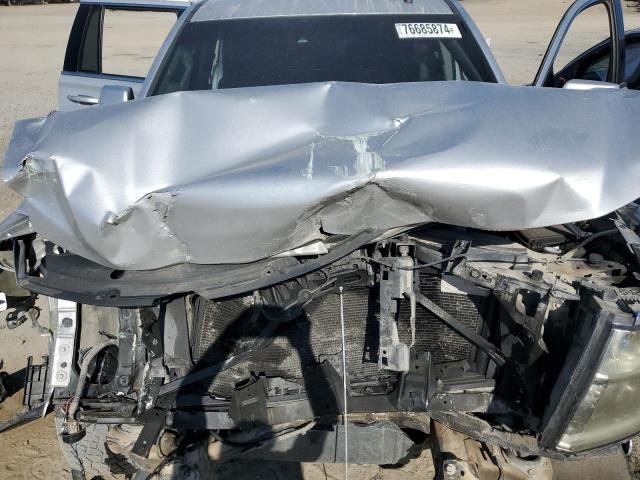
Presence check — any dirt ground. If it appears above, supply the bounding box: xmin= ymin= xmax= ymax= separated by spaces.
xmin=1 ymin=1 xmax=640 ymax=478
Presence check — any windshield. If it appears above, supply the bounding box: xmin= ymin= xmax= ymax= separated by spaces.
xmin=151 ymin=14 xmax=497 ymax=95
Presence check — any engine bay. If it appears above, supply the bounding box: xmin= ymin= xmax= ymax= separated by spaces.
xmin=3 ymin=208 xmax=640 ymax=477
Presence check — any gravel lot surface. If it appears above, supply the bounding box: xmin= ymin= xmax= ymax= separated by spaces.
xmin=1 ymin=2 xmax=639 ymax=478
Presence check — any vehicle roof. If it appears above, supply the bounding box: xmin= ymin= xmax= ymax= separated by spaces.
xmin=191 ymin=0 xmax=454 ymax=22
xmin=80 ymin=0 xmax=191 ymax=8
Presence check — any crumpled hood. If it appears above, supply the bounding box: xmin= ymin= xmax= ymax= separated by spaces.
xmin=3 ymin=81 xmax=640 ymax=270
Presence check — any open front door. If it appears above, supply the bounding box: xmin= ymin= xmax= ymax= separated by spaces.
xmin=533 ymin=0 xmax=626 ymax=87
xmin=58 ymin=1 xmax=186 ymax=111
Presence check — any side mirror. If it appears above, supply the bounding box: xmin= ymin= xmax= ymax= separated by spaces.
xmin=562 ymin=79 xmax=621 ymax=90
xmin=99 ymin=85 xmax=134 ymax=106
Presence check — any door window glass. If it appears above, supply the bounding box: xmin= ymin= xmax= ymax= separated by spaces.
xmin=79 ymin=6 xmax=101 ymax=72
xmin=626 ymin=41 xmax=640 ymax=88
xmin=552 ymin=4 xmax=611 ymax=77
xmin=555 ymin=38 xmax=640 ymax=88
xmin=102 ymin=9 xmax=177 ymax=78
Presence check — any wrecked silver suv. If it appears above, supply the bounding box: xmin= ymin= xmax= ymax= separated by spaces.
xmin=2 ymin=0 xmax=640 ymax=478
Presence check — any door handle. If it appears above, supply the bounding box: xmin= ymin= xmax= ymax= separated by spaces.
xmin=67 ymin=94 xmax=99 ymax=106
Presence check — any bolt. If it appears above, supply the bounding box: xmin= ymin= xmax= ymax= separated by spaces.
xmin=61 ymin=317 xmax=73 ymax=328
xmin=588 ymin=253 xmax=604 ymax=265
xmin=530 ymin=269 xmax=543 ymax=281
xmin=299 ymin=291 xmax=311 ymax=301
xmin=470 ymin=269 xmax=480 ymax=279
xmin=118 ymin=375 xmax=131 ymax=387
xmin=444 ymin=463 xmax=457 ymax=477
xmin=399 ymin=245 xmax=410 ymax=256
xmin=56 ymin=372 xmax=67 ymax=381
xmin=59 ymin=345 xmax=69 ymax=354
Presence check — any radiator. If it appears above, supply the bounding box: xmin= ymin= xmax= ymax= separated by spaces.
xmin=193 ymin=275 xmax=485 ymax=398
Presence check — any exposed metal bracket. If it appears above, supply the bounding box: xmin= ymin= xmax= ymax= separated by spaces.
xmin=378 ymin=245 xmax=415 ymax=372
xmin=49 ymin=299 xmax=78 ymax=388
xmin=431 ymin=421 xmax=552 ymax=480
xmin=396 ymin=350 xmax=433 ymax=411
xmin=111 ymin=309 xmax=139 ymax=395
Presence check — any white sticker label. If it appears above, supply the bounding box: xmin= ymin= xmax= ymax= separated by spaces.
xmin=395 ymin=23 xmax=462 ymax=39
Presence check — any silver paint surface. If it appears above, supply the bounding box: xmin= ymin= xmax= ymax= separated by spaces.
xmin=3 ymin=81 xmax=640 ymax=270
xmin=191 ymin=0 xmax=452 ymax=22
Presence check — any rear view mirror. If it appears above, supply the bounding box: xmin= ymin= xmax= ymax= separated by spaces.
xmin=562 ymin=79 xmax=621 ymax=90
xmin=99 ymin=85 xmax=134 ymax=106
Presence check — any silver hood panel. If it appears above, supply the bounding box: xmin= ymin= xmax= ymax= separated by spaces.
xmin=3 ymin=81 xmax=640 ymax=270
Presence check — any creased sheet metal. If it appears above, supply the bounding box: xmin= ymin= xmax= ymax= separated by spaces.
xmin=3 ymin=81 xmax=640 ymax=270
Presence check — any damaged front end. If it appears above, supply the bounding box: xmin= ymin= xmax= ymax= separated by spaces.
xmin=3 ymin=82 xmax=640 ymax=478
